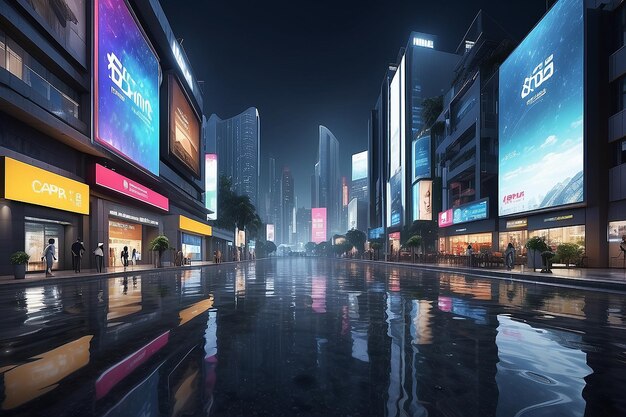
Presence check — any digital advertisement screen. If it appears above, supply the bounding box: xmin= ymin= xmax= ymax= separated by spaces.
xmin=311 ymin=208 xmax=327 ymax=243
xmin=419 ymin=180 xmax=433 ymax=221
xmin=205 ymin=154 xmax=217 ymax=220
xmin=452 ymin=199 xmax=488 ymax=225
xmin=498 ymin=0 xmax=583 ymax=216
xmin=389 ymin=69 xmax=401 ymax=175
xmin=390 ymin=171 xmax=402 ymax=227
xmin=170 ymin=75 xmax=200 ymax=176
xmin=266 ymin=224 xmax=275 ymax=242
xmin=352 ymin=151 xmax=368 ymax=181
xmin=413 ymin=134 xmax=431 ymax=181
xmin=94 ymin=0 xmax=160 ymax=175
xmin=412 ymin=183 xmax=419 ymax=222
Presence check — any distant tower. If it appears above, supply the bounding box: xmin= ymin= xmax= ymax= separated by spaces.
xmin=281 ymin=166 xmax=295 ymax=244
xmin=313 ymin=126 xmax=341 ymax=236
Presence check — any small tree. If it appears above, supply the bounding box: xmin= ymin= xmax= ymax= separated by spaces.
xmin=525 ymin=236 xmax=549 ymax=271
xmin=404 ymin=235 xmax=422 ymax=263
xmin=370 ymin=242 xmax=382 ymax=260
xmin=265 ymin=241 xmax=277 ymax=256
xmin=149 ymin=235 xmax=170 ymax=268
xmin=305 ymin=242 xmax=316 ymax=254
xmin=556 ymin=243 xmax=583 ymax=268
xmin=346 ymin=229 xmax=367 ymax=255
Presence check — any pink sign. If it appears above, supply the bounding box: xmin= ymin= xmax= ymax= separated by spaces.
xmin=95 ymin=164 xmax=169 ymax=211
xmin=311 ymin=208 xmax=327 ymax=243
xmin=95 ymin=331 xmax=169 ymax=399
xmin=438 ymin=209 xmax=453 ymax=228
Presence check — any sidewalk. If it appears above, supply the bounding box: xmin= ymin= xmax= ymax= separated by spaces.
xmin=0 ymin=261 xmax=219 ymax=287
xmin=347 ymin=258 xmax=626 ymax=291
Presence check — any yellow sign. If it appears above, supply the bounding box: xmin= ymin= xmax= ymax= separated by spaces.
xmin=4 ymin=157 xmax=89 ymax=214
xmin=179 ymin=215 xmax=212 ymax=236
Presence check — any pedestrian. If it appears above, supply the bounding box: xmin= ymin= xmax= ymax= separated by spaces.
xmin=94 ymin=243 xmax=104 ymax=272
xmin=505 ymin=243 xmax=515 ymax=271
xmin=177 ymin=250 xmax=184 ymax=266
xmin=41 ymin=238 xmax=56 ymax=276
xmin=131 ymin=248 xmax=137 ymax=266
xmin=216 ymin=249 xmax=222 ymax=264
xmin=621 ymin=235 xmax=626 ymax=254
xmin=71 ymin=238 xmax=86 ymax=273
xmin=466 ymin=244 xmax=473 ymax=267
xmin=121 ymin=246 xmax=129 ymax=269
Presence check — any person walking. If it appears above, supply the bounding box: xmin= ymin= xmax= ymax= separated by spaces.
xmin=505 ymin=243 xmax=516 ymax=271
xmin=121 ymin=246 xmax=129 ymax=269
xmin=94 ymin=243 xmax=104 ymax=272
xmin=42 ymin=238 xmax=56 ymax=276
xmin=131 ymin=248 xmax=137 ymax=266
xmin=216 ymin=249 xmax=222 ymax=264
xmin=71 ymin=238 xmax=86 ymax=273
xmin=466 ymin=244 xmax=474 ymax=267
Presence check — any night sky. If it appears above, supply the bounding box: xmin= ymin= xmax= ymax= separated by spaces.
xmin=158 ymin=0 xmax=548 ymax=208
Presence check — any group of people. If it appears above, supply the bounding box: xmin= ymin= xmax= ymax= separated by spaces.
xmin=466 ymin=243 xmax=516 ymax=270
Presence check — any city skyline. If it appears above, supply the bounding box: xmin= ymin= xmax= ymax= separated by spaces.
xmin=159 ymin=0 xmax=548 ymax=207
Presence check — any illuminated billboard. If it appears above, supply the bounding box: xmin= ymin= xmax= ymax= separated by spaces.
xmin=311 ymin=208 xmax=327 ymax=243
xmin=439 ymin=198 xmax=489 ymax=228
xmin=266 ymin=224 xmax=275 ymax=242
xmin=413 ymin=180 xmax=433 ymax=221
xmin=390 ymin=171 xmax=402 ymax=227
xmin=413 ymin=133 xmax=431 ymax=181
xmin=169 ymin=74 xmax=200 ymax=176
xmin=498 ymin=0 xmax=583 ymax=216
xmin=389 ymin=69 xmax=401 ymax=174
xmin=94 ymin=0 xmax=160 ymax=175
xmin=352 ymin=151 xmax=368 ymax=181
xmin=205 ymin=154 xmax=217 ymax=220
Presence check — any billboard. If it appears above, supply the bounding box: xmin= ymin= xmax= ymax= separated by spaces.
xmin=390 ymin=171 xmax=402 ymax=227
xmin=266 ymin=224 xmax=275 ymax=242
xmin=352 ymin=151 xmax=368 ymax=181
xmin=413 ymin=133 xmax=431 ymax=181
xmin=96 ymin=164 xmax=169 ymax=211
xmin=205 ymin=154 xmax=217 ymax=220
xmin=498 ymin=0 xmax=583 ymax=216
xmin=419 ymin=180 xmax=433 ymax=221
xmin=438 ymin=209 xmax=453 ymax=227
xmin=94 ymin=0 xmax=160 ymax=175
xmin=389 ymin=68 xmax=401 ymax=174
xmin=169 ymin=74 xmax=200 ymax=176
xmin=312 ymin=208 xmax=327 ymax=243
xmin=438 ymin=199 xmax=488 ymax=228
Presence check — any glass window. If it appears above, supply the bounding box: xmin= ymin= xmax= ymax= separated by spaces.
xmin=25 ymin=222 xmax=63 ymax=272
xmin=499 ymin=231 xmax=528 ymax=255
xmin=440 ymin=233 xmax=491 ymax=255
xmin=182 ymin=233 xmax=202 ymax=261
xmin=529 ymin=225 xmax=585 ymax=251
xmin=615 ymin=4 xmax=626 ymax=52
xmin=611 ymin=139 xmax=626 ymax=167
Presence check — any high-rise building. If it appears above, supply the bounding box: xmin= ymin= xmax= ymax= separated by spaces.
xmin=296 ymin=207 xmax=312 ymax=246
xmin=207 ymin=107 xmax=260 ymax=209
xmin=351 ymin=150 xmax=369 ymax=204
xmin=312 ymin=126 xmax=341 ymax=236
xmin=281 ymin=166 xmax=295 ymax=244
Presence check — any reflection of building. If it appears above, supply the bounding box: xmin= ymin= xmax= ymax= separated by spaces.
xmin=0 ymin=0 xmax=216 ymax=275
xmin=207 ymin=107 xmax=261 ymax=209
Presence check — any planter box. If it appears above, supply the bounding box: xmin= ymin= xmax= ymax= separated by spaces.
xmin=527 ymin=250 xmax=543 ymax=271
xmin=13 ymin=264 xmax=26 ymax=279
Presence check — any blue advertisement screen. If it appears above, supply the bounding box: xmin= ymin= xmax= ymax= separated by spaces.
xmin=413 ymin=134 xmax=430 ymax=181
xmin=498 ymin=0 xmax=583 ymax=216
xmin=95 ymin=0 xmax=160 ymax=175
xmin=452 ymin=199 xmax=488 ymax=225
xmin=390 ymin=172 xmax=402 ymax=227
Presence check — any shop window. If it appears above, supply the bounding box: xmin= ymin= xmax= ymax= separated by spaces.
xmin=440 ymin=233 xmax=491 ymax=255
xmin=108 ymin=220 xmax=142 ymax=266
xmin=182 ymin=233 xmax=202 ymax=261
xmin=499 ymin=231 xmax=528 ymax=255
xmin=529 ymin=225 xmax=585 ymax=251
xmin=25 ymin=222 xmax=63 ymax=272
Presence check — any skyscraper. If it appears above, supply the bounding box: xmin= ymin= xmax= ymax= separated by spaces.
xmin=206 ymin=107 xmax=261 ymax=209
xmin=313 ymin=126 xmax=341 ymax=236
xmin=351 ymin=150 xmax=369 ymax=203
xmin=281 ymin=166 xmax=295 ymax=244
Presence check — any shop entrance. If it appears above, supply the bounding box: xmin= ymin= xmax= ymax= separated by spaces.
xmin=25 ymin=221 xmax=65 ymax=272
xmin=108 ymin=220 xmax=142 ymax=267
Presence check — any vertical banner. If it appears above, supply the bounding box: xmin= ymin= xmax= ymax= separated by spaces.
xmin=311 ymin=208 xmax=327 ymax=244
xmin=205 ymin=154 xmax=217 ymax=220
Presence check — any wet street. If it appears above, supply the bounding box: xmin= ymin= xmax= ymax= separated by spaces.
xmin=1 ymin=259 xmax=626 ymax=417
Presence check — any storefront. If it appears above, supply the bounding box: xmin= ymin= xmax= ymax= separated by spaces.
xmin=437 ymin=199 xmax=495 ymax=255
xmin=164 ymin=215 xmax=212 ymax=263
xmin=1 ymin=157 xmax=89 ymax=274
xmin=498 ymin=208 xmax=586 ymax=256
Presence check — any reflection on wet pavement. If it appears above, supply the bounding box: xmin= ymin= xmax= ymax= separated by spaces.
xmin=0 ymin=259 xmax=626 ymax=416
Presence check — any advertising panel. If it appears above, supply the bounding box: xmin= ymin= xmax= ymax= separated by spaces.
xmin=412 ymin=183 xmax=419 ymax=222
xmin=390 ymin=171 xmax=402 ymax=227
xmin=352 ymin=151 xmax=368 ymax=181
xmin=95 ymin=164 xmax=169 ymax=211
xmin=266 ymin=224 xmax=275 ymax=242
xmin=418 ymin=180 xmax=433 ymax=221
xmin=368 ymin=227 xmax=384 ymax=240
xmin=348 ymin=198 xmax=358 ymax=230
xmin=498 ymin=0 xmax=583 ymax=216
xmin=389 ymin=69 xmax=401 ymax=175
xmin=413 ymin=134 xmax=431 ymax=181
xmin=438 ymin=209 xmax=453 ymax=228
xmin=311 ymin=208 xmax=327 ymax=243
xmin=4 ymin=157 xmax=89 ymax=214
xmin=169 ymin=74 xmax=200 ymax=176
xmin=94 ymin=0 xmax=160 ymax=175
xmin=452 ymin=199 xmax=488 ymax=225
xmin=205 ymin=154 xmax=217 ymax=220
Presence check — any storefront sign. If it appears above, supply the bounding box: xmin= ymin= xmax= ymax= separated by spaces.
xmin=438 ymin=209 xmax=453 ymax=227
xmin=389 ymin=232 xmax=401 ymax=240
xmin=108 ymin=209 xmax=159 ymax=226
xmin=179 ymin=215 xmax=212 ymax=236
xmin=109 ymin=220 xmax=142 ymax=240
xmin=95 ymin=164 xmax=169 ymax=211
xmin=506 ymin=218 xmax=528 ymax=229
xmin=543 ymin=214 xmax=574 ymax=223
xmin=4 ymin=157 xmax=89 ymax=214
xmin=368 ymin=227 xmax=384 ymax=240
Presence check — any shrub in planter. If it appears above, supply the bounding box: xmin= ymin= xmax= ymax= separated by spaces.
xmin=10 ymin=251 xmax=30 ymax=279
xmin=149 ymin=235 xmax=170 ymax=267
xmin=556 ymin=243 xmax=583 ymax=267
xmin=525 ymin=237 xmax=549 ymax=271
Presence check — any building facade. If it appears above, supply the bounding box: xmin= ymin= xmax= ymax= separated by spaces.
xmin=0 ymin=0 xmax=220 ymax=275
xmin=312 ymin=125 xmax=341 ymax=237
xmin=280 ymin=166 xmax=294 ymax=244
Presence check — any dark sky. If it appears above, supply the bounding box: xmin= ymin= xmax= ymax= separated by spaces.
xmin=159 ymin=0 xmax=548 ymax=208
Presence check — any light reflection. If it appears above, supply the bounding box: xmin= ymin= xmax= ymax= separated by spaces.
xmin=107 ymin=277 xmax=142 ymax=322
xmin=179 ymin=296 xmax=214 ymax=326
xmin=312 ymin=275 xmax=326 ymax=313
xmin=410 ymin=300 xmax=433 ymax=345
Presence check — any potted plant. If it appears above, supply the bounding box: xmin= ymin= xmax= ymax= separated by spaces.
xmin=10 ymin=251 xmax=30 ymax=279
xmin=149 ymin=235 xmax=170 ymax=268
xmin=525 ymin=236 xmax=549 ymax=272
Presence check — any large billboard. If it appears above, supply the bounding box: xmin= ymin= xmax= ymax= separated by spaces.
xmin=266 ymin=224 xmax=275 ymax=242
xmin=438 ymin=199 xmax=488 ymax=228
xmin=412 ymin=180 xmax=433 ymax=221
xmin=205 ymin=154 xmax=217 ymax=220
xmin=413 ymin=133 xmax=431 ymax=181
xmin=169 ymin=75 xmax=200 ymax=176
xmin=94 ymin=0 xmax=160 ymax=175
xmin=352 ymin=151 xmax=368 ymax=181
xmin=389 ymin=171 xmax=402 ymax=227
xmin=389 ymin=68 xmax=401 ymax=175
xmin=311 ymin=208 xmax=327 ymax=244
xmin=498 ymin=0 xmax=583 ymax=216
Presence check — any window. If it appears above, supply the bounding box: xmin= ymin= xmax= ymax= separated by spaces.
xmin=614 ymin=4 xmax=626 ymax=53
xmin=611 ymin=139 xmax=626 ymax=167
xmin=611 ymin=76 xmax=626 ymax=115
